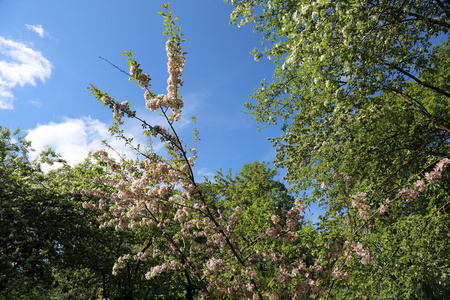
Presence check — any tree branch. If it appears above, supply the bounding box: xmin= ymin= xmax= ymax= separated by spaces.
xmin=408 ymin=12 xmax=450 ymax=29
xmin=434 ymin=0 xmax=450 ymax=20
xmin=385 ymin=63 xmax=450 ymax=99
xmin=387 ymin=87 xmax=450 ymax=134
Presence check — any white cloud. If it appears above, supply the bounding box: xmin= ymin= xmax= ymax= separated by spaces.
xmin=28 ymin=99 xmax=42 ymax=108
xmin=26 ymin=116 xmax=139 ymax=168
xmin=196 ymin=167 xmax=215 ymax=180
xmin=25 ymin=113 xmax=196 ymax=171
xmin=25 ymin=24 xmax=47 ymax=38
xmin=0 ymin=36 xmax=52 ymax=109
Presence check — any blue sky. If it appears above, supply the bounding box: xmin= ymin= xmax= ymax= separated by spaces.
xmin=0 ymin=0 xmax=323 ymax=221
xmin=0 ymin=0 xmax=281 ymax=173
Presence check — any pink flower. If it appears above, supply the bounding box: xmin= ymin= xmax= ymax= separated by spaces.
xmin=271 ymin=215 xmax=280 ymax=224
xmin=137 ymin=73 xmax=150 ymax=88
xmin=378 ymin=204 xmax=388 ymax=214
xmin=413 ymin=179 xmax=426 ymax=192
xmin=361 ymin=255 xmax=372 ymax=265
xmin=146 ymin=94 xmax=165 ymax=111
xmin=206 ymin=258 xmax=224 ymax=272
xmin=298 ymin=260 xmax=306 ymax=269
xmin=399 ymin=188 xmax=418 ymax=201
xmin=145 ymin=264 xmax=167 ymax=279
xmin=266 ymin=227 xmax=277 ymax=238
xmin=351 ymin=242 xmax=373 ymax=265
xmin=436 ymin=158 xmax=450 ymax=172
xmin=332 ymin=267 xmax=342 ymax=279
xmin=134 ymin=252 xmax=146 ymax=261
xmin=275 ymin=272 xmax=287 ymax=283
xmin=129 ymin=65 xmax=138 ymax=76
xmin=314 ymin=264 xmax=324 ymax=273
xmin=159 ymin=184 xmax=169 ymax=197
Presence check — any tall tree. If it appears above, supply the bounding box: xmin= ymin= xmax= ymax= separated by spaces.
xmin=207 ymin=161 xmax=295 ymax=235
xmin=0 ymin=127 xmax=83 ymax=299
xmin=226 ymin=0 xmax=450 ymax=298
xmin=225 ymin=0 xmax=449 ymax=195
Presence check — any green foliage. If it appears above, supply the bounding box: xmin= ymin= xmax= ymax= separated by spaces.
xmin=199 ymin=162 xmax=326 ymax=298
xmin=226 ymin=0 xmax=450 ymax=298
xmin=0 ymin=127 xmax=76 ymax=298
xmin=209 ymin=161 xmax=294 ymax=227
xmin=226 ymin=0 xmax=450 ymax=197
xmin=0 ymin=127 xmax=172 ymax=299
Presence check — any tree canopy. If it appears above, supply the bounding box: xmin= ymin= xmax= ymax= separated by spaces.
xmin=226 ymin=0 xmax=449 ymax=194
xmin=226 ymin=0 xmax=450 ymax=298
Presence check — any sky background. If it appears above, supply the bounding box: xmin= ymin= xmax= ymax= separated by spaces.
xmin=0 ymin=0 xmax=320 ymax=219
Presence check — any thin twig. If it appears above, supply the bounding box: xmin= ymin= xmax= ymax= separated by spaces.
xmin=99 ymin=56 xmax=131 ymax=77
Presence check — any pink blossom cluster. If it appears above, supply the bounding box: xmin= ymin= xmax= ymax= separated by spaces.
xmin=331 ymin=267 xmax=348 ymax=281
xmin=345 ymin=158 xmax=450 ymax=228
xmin=98 ymin=93 xmax=136 ymax=124
xmin=351 ymin=192 xmax=370 ymax=220
xmin=198 ymin=209 xmax=333 ymax=299
xmin=378 ymin=198 xmax=391 ymax=214
xmin=145 ymin=264 xmax=166 ymax=280
xmin=137 ymin=73 xmax=150 ymax=89
xmin=134 ymin=251 xmax=147 ymax=261
xmin=145 ymin=260 xmax=180 ymax=280
xmin=265 ymin=225 xmax=282 ymax=238
xmin=326 ymin=239 xmax=344 ymax=259
xmin=264 ymin=200 xmax=305 ymax=242
xmin=271 ymin=215 xmax=280 ymax=224
xmin=425 ymin=158 xmax=449 ymax=182
xmin=283 ymin=209 xmax=303 ymax=241
xmin=398 ymin=158 xmax=449 ymax=201
xmin=331 ymin=171 xmax=355 ymax=188
xmin=349 ymin=241 xmax=373 ymax=265
xmin=205 ymin=258 xmax=225 ymax=273
xmin=112 ymin=254 xmax=131 ymax=275
xmin=129 ymin=65 xmax=138 ymax=76
xmin=76 ymin=149 xmax=194 ymax=231
xmin=165 ymin=39 xmax=184 ymax=104
xmin=269 ymin=257 xmax=325 ymax=298
xmin=398 ymin=179 xmax=426 ymax=201
xmin=144 ymin=92 xmax=166 ymax=111
xmin=144 ymin=38 xmax=184 ymax=121
xmin=398 ymin=187 xmax=419 ymax=201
